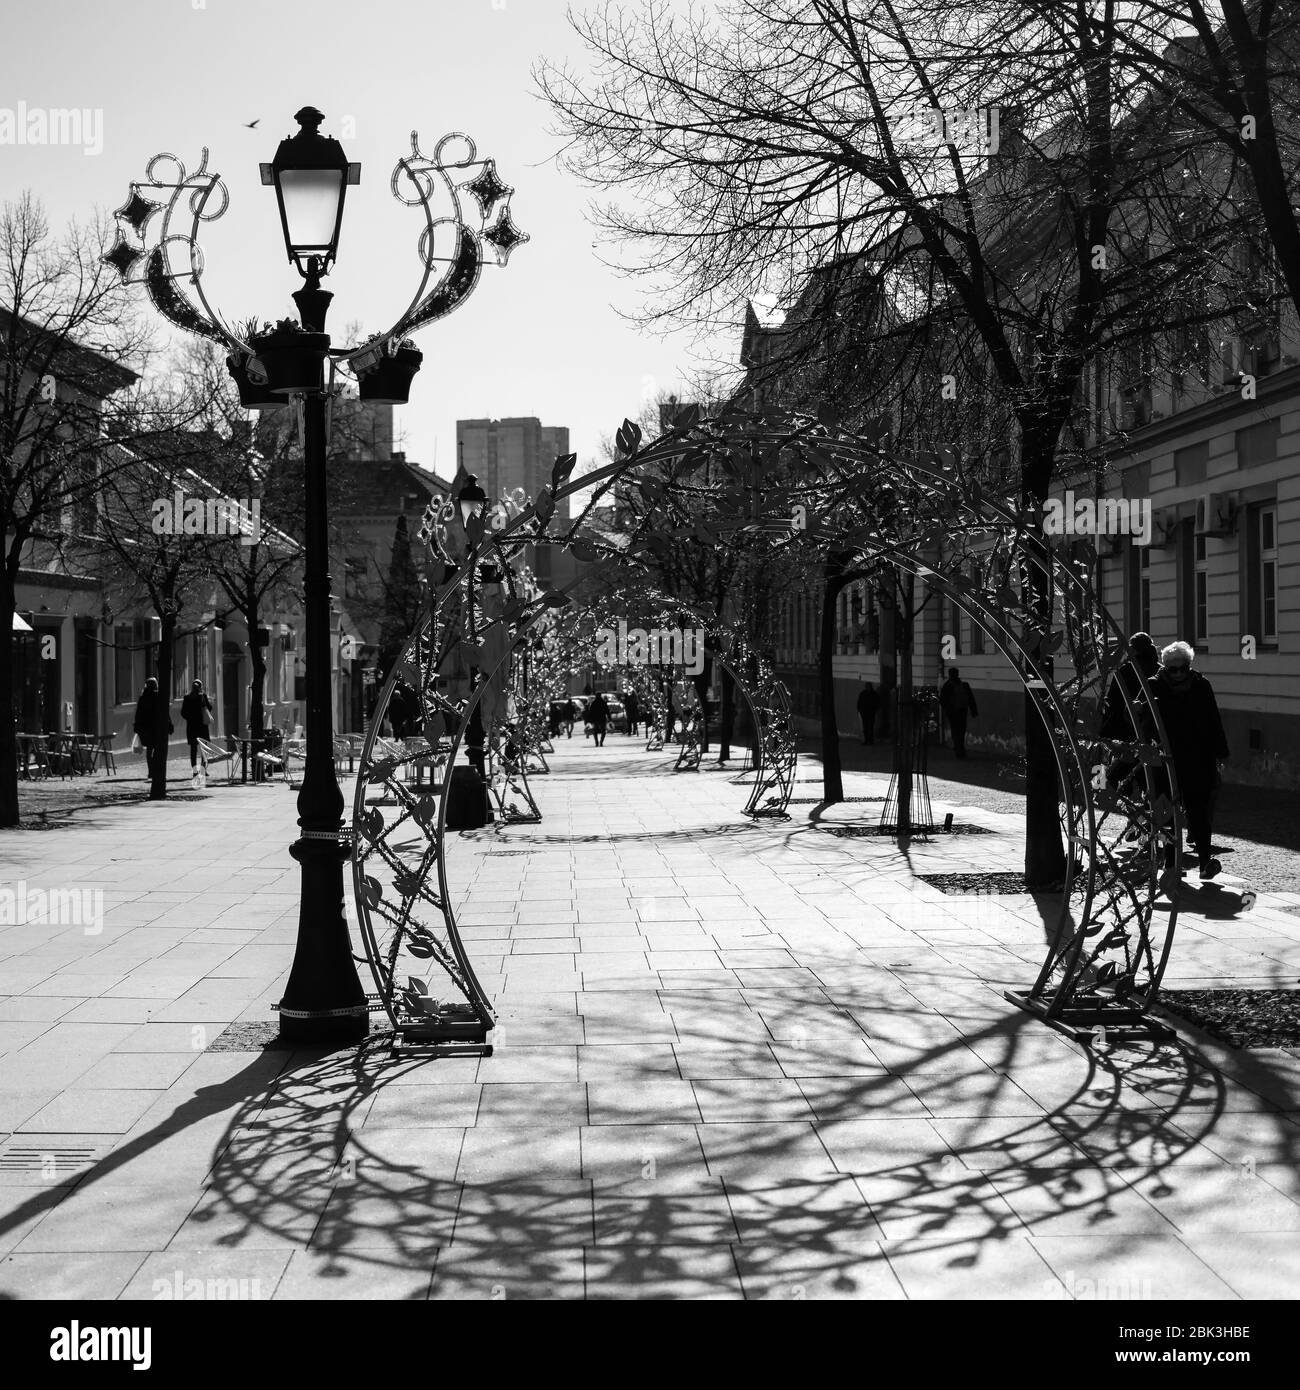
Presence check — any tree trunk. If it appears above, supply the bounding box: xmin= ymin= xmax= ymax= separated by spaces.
xmin=150 ymin=617 xmax=175 ymax=800
xmin=718 ymin=662 xmax=735 ymax=762
xmin=247 ymin=578 xmax=265 ymax=750
xmin=818 ymin=555 xmax=845 ymax=804
xmin=0 ymin=580 xmax=18 ymax=827
xmin=894 ymin=572 xmax=915 ymax=839
xmin=249 ymin=624 xmax=267 ymax=744
xmin=1021 ymin=435 xmax=1067 ymax=887
xmin=695 ymin=659 xmax=710 ymax=755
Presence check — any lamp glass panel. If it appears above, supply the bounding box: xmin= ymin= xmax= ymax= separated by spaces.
xmin=278 ymin=168 xmax=344 ymax=253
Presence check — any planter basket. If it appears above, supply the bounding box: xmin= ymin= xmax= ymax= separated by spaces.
xmin=357 ymin=346 xmax=423 ymax=405
xmin=248 ymin=331 xmax=330 ymax=395
xmin=226 ymin=352 xmax=286 ymax=410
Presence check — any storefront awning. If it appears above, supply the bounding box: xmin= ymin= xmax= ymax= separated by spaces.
xmin=12 ymin=612 xmax=32 ymax=632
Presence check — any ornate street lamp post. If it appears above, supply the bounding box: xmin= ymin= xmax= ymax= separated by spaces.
xmin=106 ymin=108 xmax=528 ymax=1044
xmin=455 ymin=474 xmax=489 ymax=784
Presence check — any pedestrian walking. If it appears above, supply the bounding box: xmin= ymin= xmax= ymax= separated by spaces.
xmin=856 ymin=681 xmax=879 ymax=744
xmin=624 ymin=689 xmax=640 ymax=736
xmin=180 ymin=680 xmax=214 ymax=778
xmin=132 ymin=677 xmax=173 ymax=785
xmin=563 ymin=698 xmax=577 ymax=738
xmin=548 ymin=700 xmax=563 ymax=738
xmin=1150 ymin=641 xmax=1229 ymax=880
xmin=938 ymin=667 xmax=978 ymax=757
xmin=1099 ymin=632 xmax=1160 ymax=794
xmin=588 ymin=691 xmax=610 ymax=747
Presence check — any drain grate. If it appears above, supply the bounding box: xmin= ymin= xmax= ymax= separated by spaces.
xmin=0 ymin=1145 xmax=99 ymax=1173
xmin=917 ymin=871 xmax=1037 ymax=894
xmin=789 ymin=796 xmax=885 ymax=805
xmin=826 ymin=823 xmax=997 ymax=838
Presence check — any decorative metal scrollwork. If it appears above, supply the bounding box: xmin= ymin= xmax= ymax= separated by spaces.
xmin=105 ymin=126 xmax=528 ymax=368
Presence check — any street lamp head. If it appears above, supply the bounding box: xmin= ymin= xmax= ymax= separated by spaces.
xmin=260 ymin=106 xmax=361 ymax=281
xmin=456 ymin=474 xmax=488 ymax=529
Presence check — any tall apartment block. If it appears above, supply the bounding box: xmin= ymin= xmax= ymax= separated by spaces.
xmin=456 ymin=417 xmax=572 ymax=586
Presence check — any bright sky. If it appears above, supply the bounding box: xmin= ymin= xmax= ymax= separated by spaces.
xmin=0 ymin=0 xmax=714 ymax=484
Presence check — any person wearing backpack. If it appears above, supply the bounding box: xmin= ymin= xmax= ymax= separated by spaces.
xmin=939 ymin=667 xmax=979 ymax=758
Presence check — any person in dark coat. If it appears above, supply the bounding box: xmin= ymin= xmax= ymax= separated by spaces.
xmin=938 ymin=667 xmax=979 ymax=757
xmin=588 ymin=692 xmax=610 ymax=747
xmin=624 ymin=689 xmax=640 ymax=736
xmin=133 ymin=677 xmax=173 ymax=784
xmin=1150 ymin=641 xmax=1230 ymax=880
xmin=180 ymin=679 xmax=214 ymax=774
xmin=1099 ymin=632 xmax=1161 ymax=794
xmin=856 ymin=681 xmax=879 ymax=744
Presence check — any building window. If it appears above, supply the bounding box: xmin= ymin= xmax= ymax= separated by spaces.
xmin=1177 ymin=519 xmax=1205 ymax=647
xmin=968 ymin=563 xmax=985 ymax=655
xmin=1138 ymin=544 xmax=1151 ymax=635
xmin=1261 ymin=506 xmax=1277 ymax=640
xmin=1173 ymin=441 xmax=1208 ymax=488
xmin=1194 ymin=533 xmax=1208 ymax=645
xmin=114 ymin=625 xmax=133 ymax=705
xmin=1236 ymin=418 xmax=1279 ymax=468
xmin=1245 ymin=501 xmax=1279 ymax=643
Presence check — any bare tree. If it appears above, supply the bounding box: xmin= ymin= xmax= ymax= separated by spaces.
xmin=541 ymin=0 xmax=1274 ymax=882
xmin=0 ymin=193 xmax=181 ymax=824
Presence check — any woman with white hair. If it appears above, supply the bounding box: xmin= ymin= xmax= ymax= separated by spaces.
xmin=1150 ymin=641 xmax=1229 ymax=880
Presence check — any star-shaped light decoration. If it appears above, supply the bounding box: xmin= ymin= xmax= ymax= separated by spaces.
xmin=103 ymin=237 xmax=144 ymax=279
xmin=463 ymin=160 xmax=510 ymax=221
xmin=482 ymin=207 xmax=529 ymax=267
xmin=113 ymin=189 xmax=159 ymax=237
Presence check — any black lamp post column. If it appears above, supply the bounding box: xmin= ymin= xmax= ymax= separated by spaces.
xmin=278 ymin=276 xmax=368 ymax=1044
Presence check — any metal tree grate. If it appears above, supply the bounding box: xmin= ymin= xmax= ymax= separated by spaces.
xmin=0 ymin=1145 xmax=100 ymax=1173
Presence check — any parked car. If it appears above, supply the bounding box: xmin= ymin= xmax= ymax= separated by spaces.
xmin=603 ymin=695 xmax=628 ymax=732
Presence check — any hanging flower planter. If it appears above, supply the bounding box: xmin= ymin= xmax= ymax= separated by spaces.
xmin=247 ymin=318 xmax=329 ymax=395
xmin=225 ymin=350 xmax=286 ymax=409
xmin=356 ymin=338 xmax=423 ymax=405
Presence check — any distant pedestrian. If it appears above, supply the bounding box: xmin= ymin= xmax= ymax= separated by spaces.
xmin=856 ymin=681 xmax=879 ymax=744
xmin=588 ymin=692 xmax=610 ymax=747
xmin=1150 ymin=641 xmax=1229 ymax=880
xmin=133 ymin=677 xmax=173 ymax=784
xmin=939 ymin=667 xmax=978 ymax=758
xmin=563 ymin=698 xmax=577 ymax=738
xmin=548 ymin=700 xmax=563 ymax=738
xmin=624 ymin=689 xmax=640 ymax=736
xmin=180 ymin=680 xmax=214 ymax=776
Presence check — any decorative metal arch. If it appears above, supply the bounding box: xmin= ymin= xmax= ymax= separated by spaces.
xmin=350 ymin=409 xmax=1182 ymax=1044
xmin=508 ymin=593 xmax=796 ymax=815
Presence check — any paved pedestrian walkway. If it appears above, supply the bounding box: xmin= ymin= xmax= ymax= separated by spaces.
xmin=1 ymin=740 xmax=1298 ymax=1299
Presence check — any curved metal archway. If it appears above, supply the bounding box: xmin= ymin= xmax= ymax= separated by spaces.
xmin=349 ymin=410 xmax=1182 ymax=1046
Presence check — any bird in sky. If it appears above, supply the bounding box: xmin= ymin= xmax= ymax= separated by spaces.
xmin=244 ymin=119 xmax=260 ymax=129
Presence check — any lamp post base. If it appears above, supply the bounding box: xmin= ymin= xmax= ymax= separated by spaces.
xmin=278 ymin=835 xmax=370 ymax=1045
